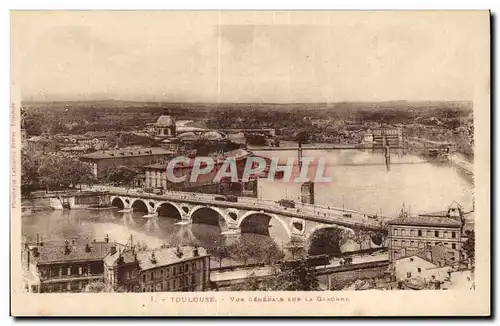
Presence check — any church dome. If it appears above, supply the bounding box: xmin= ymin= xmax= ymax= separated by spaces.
xmin=156 ymin=115 xmax=175 ymax=127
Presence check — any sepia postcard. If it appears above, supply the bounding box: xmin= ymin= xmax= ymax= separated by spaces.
xmin=10 ymin=10 xmax=490 ymax=316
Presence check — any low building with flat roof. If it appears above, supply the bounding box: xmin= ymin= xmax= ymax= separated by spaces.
xmin=79 ymin=147 xmax=172 ymax=176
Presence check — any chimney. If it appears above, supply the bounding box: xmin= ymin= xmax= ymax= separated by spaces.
xmin=193 ymin=246 xmax=199 ymax=257
xmin=39 ymin=236 xmax=44 ymax=247
xmin=175 ymin=246 xmax=183 ymax=258
xmin=105 ymin=234 xmax=109 ymax=243
xmin=64 ymin=240 xmax=71 ymax=255
xmin=109 ymin=245 xmax=117 ymax=256
xmin=85 ymin=244 xmax=91 ymax=253
xmin=150 ymin=251 xmax=157 ymax=264
xmin=32 ymin=247 xmax=40 ymax=258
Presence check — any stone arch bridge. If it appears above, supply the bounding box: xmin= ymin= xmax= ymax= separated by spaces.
xmin=105 ymin=191 xmax=388 ymax=247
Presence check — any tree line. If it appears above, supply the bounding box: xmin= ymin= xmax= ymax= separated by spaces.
xmin=21 ymin=152 xmax=96 ymax=196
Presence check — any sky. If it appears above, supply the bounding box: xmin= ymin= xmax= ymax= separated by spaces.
xmin=11 ymin=11 xmax=488 ymax=103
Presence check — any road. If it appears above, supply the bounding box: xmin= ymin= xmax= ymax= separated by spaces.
xmin=84 ymin=185 xmax=390 ymax=230
xmin=210 ymin=253 xmax=389 ymax=283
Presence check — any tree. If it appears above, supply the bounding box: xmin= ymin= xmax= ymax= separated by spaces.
xmin=307 ymin=228 xmax=350 ymax=256
xmin=276 ymin=259 xmax=320 ymax=291
xmin=100 ymin=165 xmax=139 ymax=187
xmin=21 ymin=152 xmax=40 ymax=196
xmin=83 ymin=280 xmax=112 ymax=293
xmin=370 ymin=231 xmax=388 ymax=247
xmin=295 ymin=130 xmax=310 ymax=144
xmin=463 ymin=230 xmax=475 ymax=265
xmin=349 ymin=229 xmax=371 ymax=250
xmin=37 ymin=154 xmax=95 ymax=191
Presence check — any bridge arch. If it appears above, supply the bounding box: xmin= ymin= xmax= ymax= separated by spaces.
xmin=110 ymin=196 xmax=125 ymax=209
xmin=305 ymin=225 xmax=354 ymax=256
xmin=130 ymin=198 xmax=149 ymax=213
xmin=155 ymin=201 xmax=183 ymax=220
xmin=189 ymin=205 xmax=232 ymax=230
xmin=237 ymin=211 xmax=292 ymax=239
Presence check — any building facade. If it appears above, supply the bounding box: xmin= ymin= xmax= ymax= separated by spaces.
xmin=135 ymin=246 xmax=210 ymax=292
xmin=23 ymin=238 xmax=211 ymax=293
xmin=22 ymin=237 xmax=120 ymax=293
xmin=79 ymin=147 xmax=172 ymax=177
xmin=388 ymin=205 xmax=463 ymax=262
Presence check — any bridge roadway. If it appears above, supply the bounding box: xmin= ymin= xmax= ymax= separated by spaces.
xmin=249 ymin=144 xmax=446 ymax=152
xmin=88 ymin=186 xmax=388 ymax=231
xmin=210 ymin=252 xmax=389 ymax=287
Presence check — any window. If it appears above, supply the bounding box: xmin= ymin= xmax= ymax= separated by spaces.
xmin=67 ymin=267 xmax=71 ymax=276
xmin=392 ymin=229 xmax=396 ymax=235
xmin=166 ymin=268 xmax=170 ymax=278
xmin=427 ymin=230 xmax=432 ymax=237
xmin=161 ymin=269 xmax=164 ymax=277
xmin=452 ymin=243 xmax=456 ymax=250
xmin=450 ymin=257 xmax=455 ymax=261
xmin=143 ymin=288 xmax=146 ymax=292
xmin=191 ymin=275 xmax=195 ymax=284
xmin=435 ymin=231 xmax=439 ymax=238
xmin=142 ymin=274 xmax=146 ymax=283
xmin=160 ymin=283 xmax=164 ymax=291
xmin=452 ymin=232 xmax=456 ymax=238
xmin=417 ymin=268 xmax=421 ymax=273
xmin=410 ymin=241 xmax=415 ymax=247
xmin=418 ymin=230 xmax=422 ymax=237
xmin=78 ymin=267 xmax=82 ymax=275
xmin=401 ymin=240 xmax=406 ymax=247
xmin=426 ymin=242 xmax=431 ymax=248
xmin=149 ymin=272 xmax=153 ymax=281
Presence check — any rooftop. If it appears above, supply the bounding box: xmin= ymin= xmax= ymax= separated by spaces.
xmin=29 ymin=241 xmax=124 ymax=264
xmin=80 ymin=147 xmax=172 ymax=160
xmin=136 ymin=246 xmax=208 ymax=271
xmin=103 ymin=249 xmax=137 ymax=267
xmin=388 ymin=215 xmax=462 ymax=227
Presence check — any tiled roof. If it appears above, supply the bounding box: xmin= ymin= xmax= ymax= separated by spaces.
xmin=388 ymin=215 xmax=462 ymax=227
xmin=103 ymin=249 xmax=137 ymax=267
xmin=136 ymin=246 xmax=208 ymax=271
xmin=31 ymin=241 xmax=124 ymax=264
xmin=80 ymin=147 xmax=172 ymax=160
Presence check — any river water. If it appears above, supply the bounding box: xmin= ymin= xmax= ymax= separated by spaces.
xmin=22 ymin=149 xmax=473 ymax=259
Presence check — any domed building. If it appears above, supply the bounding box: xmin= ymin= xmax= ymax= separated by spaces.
xmin=147 ymin=115 xmax=176 ymax=138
